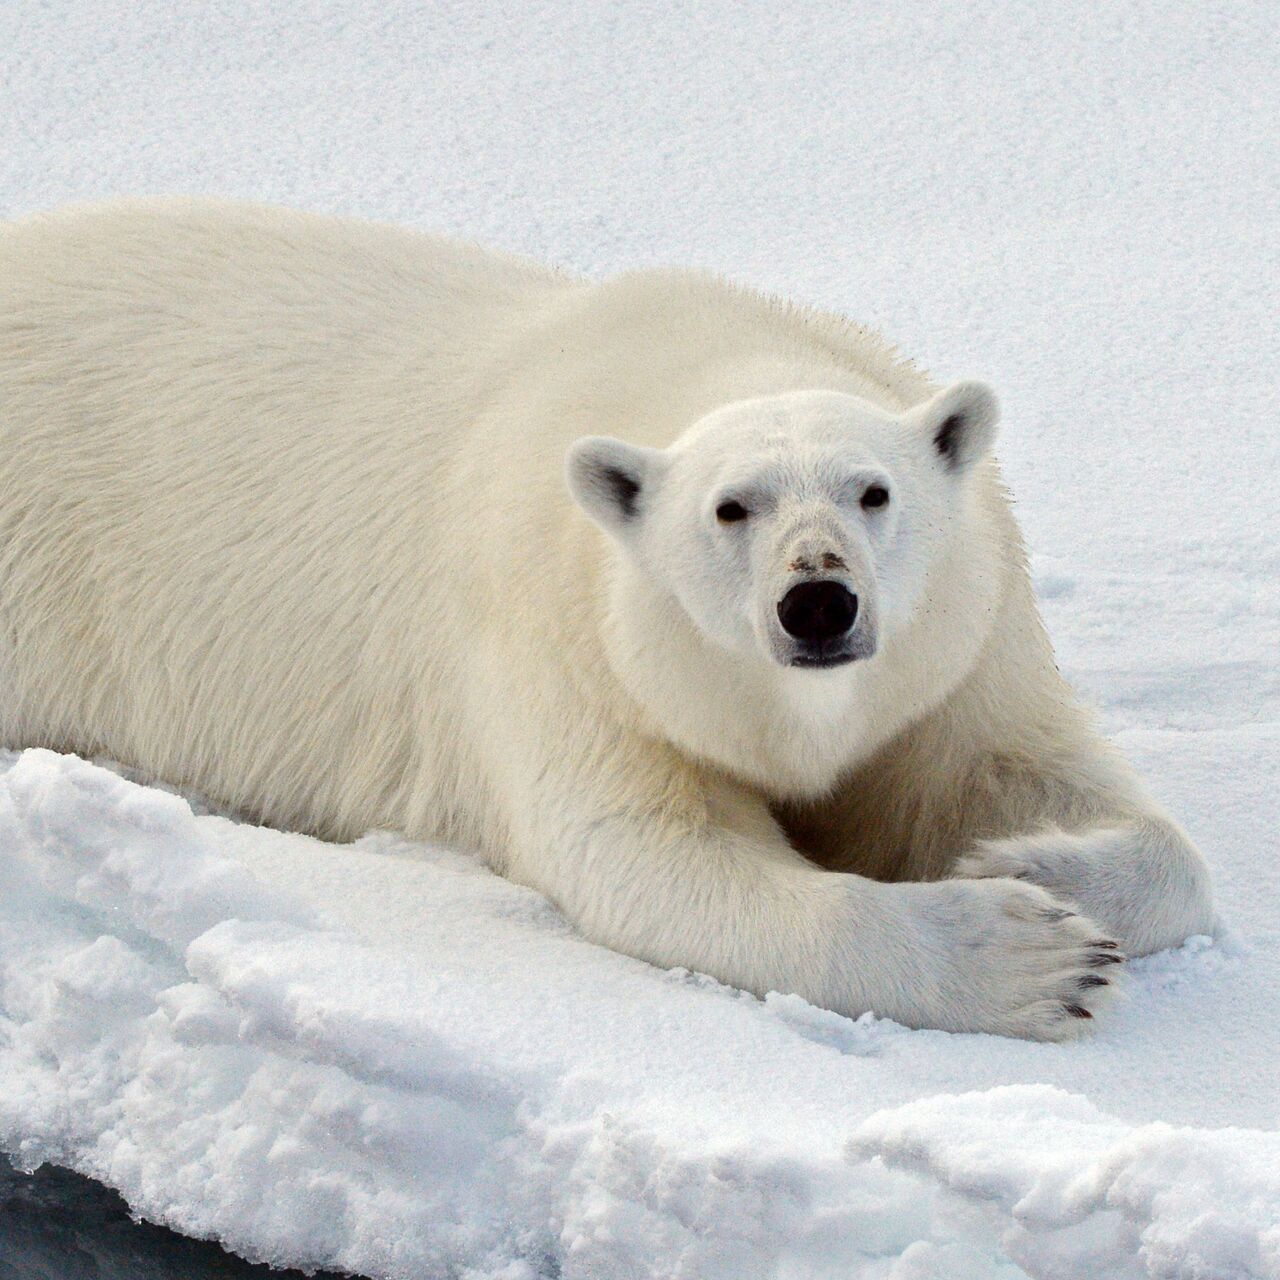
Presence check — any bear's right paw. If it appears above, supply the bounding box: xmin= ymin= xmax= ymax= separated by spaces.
xmin=910 ymin=878 xmax=1124 ymax=1040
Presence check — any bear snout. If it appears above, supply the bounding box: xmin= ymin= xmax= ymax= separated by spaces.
xmin=777 ymin=580 xmax=858 ymax=645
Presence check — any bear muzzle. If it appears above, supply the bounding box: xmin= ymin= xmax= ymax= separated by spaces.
xmin=776 ymin=580 xmax=876 ymax=668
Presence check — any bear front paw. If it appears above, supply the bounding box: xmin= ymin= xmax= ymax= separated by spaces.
xmin=953 ymin=822 xmax=1215 ymax=959
xmin=912 ymin=878 xmax=1124 ymax=1040
xmin=953 ymin=836 xmax=1090 ymax=905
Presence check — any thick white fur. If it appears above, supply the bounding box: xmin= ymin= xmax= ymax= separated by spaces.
xmin=0 ymin=198 xmax=1214 ymax=1039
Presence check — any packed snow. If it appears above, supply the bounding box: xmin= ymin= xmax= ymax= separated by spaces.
xmin=1 ymin=3 xmax=1277 ymax=1278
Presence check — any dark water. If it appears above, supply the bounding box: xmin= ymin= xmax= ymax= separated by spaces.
xmin=0 ymin=1153 xmax=354 ymax=1280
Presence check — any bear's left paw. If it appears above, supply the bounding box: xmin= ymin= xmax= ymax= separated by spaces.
xmin=954 ymin=833 xmax=1093 ymax=908
xmin=953 ymin=821 xmax=1215 ymax=959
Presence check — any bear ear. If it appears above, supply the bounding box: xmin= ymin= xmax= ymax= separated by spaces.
xmin=565 ymin=436 xmax=668 ymax=534
xmin=911 ymin=380 xmax=1000 ymax=473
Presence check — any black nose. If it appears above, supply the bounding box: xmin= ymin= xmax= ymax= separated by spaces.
xmin=777 ymin=581 xmax=858 ymax=643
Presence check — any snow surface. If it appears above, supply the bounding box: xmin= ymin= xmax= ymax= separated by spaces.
xmin=1 ymin=3 xmax=1277 ymax=1277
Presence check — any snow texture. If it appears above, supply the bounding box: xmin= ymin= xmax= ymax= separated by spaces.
xmin=1 ymin=3 xmax=1277 ymax=1277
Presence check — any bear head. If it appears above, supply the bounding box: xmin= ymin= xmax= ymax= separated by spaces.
xmin=566 ymin=380 xmax=999 ymax=677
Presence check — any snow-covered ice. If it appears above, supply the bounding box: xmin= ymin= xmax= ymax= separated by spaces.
xmin=1 ymin=3 xmax=1277 ymax=1277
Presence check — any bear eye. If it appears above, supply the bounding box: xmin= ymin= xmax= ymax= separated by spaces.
xmin=861 ymin=485 xmax=890 ymax=510
xmin=716 ymin=500 xmax=750 ymax=523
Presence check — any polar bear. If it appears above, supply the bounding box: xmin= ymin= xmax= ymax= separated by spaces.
xmin=0 ymin=198 xmax=1214 ymax=1038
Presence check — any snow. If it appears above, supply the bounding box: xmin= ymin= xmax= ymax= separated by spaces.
xmin=1 ymin=3 xmax=1277 ymax=1277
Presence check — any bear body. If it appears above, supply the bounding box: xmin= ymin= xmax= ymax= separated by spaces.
xmin=0 ymin=199 xmax=1214 ymax=1037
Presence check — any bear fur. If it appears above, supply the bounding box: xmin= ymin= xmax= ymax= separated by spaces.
xmin=0 ymin=198 xmax=1214 ymax=1038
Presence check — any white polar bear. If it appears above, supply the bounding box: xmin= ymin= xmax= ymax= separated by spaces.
xmin=0 ymin=198 xmax=1214 ymax=1039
